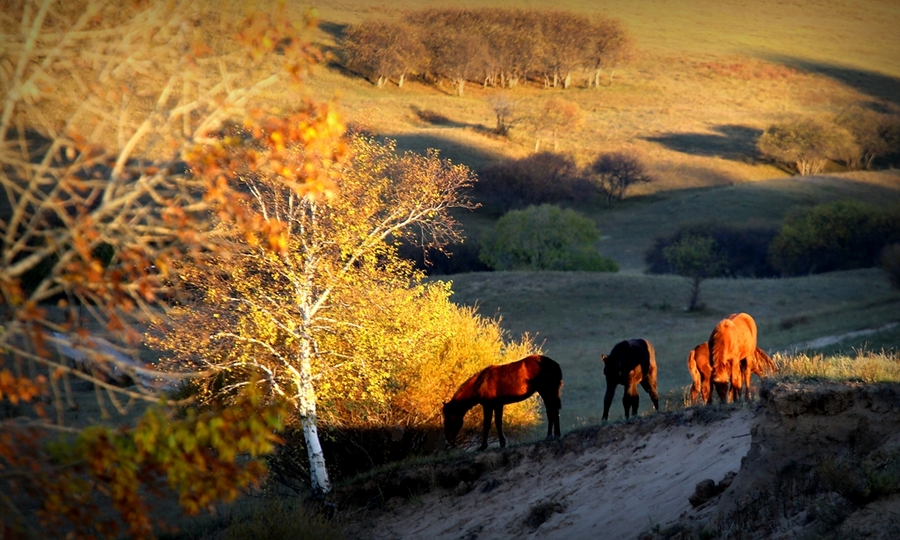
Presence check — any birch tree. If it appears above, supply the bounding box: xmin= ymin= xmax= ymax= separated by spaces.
xmin=151 ymin=134 xmax=476 ymax=495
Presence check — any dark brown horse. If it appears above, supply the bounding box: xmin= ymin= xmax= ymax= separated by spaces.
xmin=601 ymin=339 xmax=660 ymax=421
xmin=688 ymin=341 xmax=777 ymax=404
xmin=443 ymin=355 xmax=563 ymax=451
xmin=707 ymin=312 xmax=772 ymax=403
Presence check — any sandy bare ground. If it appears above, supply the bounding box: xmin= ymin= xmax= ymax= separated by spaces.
xmin=350 ymin=408 xmax=755 ymax=540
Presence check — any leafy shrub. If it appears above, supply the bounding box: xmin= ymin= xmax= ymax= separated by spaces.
xmin=266 ymin=291 xmax=542 ymax=486
xmin=645 ymin=222 xmax=779 ymax=278
xmin=475 ymin=152 xmax=597 ymax=212
xmin=757 ymin=117 xmax=858 ymax=175
xmin=768 ymin=201 xmax=900 ymax=276
xmin=479 ymin=204 xmax=618 ymax=271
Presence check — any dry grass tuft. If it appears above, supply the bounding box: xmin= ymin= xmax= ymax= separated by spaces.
xmin=774 ymin=350 xmax=900 ymax=383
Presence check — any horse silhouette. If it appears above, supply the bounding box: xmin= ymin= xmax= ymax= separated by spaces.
xmin=707 ymin=312 xmax=774 ymax=403
xmin=601 ymin=339 xmax=660 ymax=421
xmin=688 ymin=341 xmax=777 ymax=404
xmin=443 ymin=355 xmax=562 ymax=451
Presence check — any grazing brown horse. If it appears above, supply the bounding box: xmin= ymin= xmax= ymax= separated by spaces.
xmin=601 ymin=339 xmax=660 ymax=421
xmin=443 ymin=355 xmax=563 ymax=451
xmin=707 ymin=312 xmax=771 ymax=403
xmin=688 ymin=341 xmax=777 ymax=404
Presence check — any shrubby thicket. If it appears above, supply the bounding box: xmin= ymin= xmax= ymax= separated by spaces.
xmin=339 ymin=8 xmax=633 ymax=93
xmin=768 ymin=201 xmax=900 ymax=276
xmin=647 ymin=204 xmax=900 ymax=279
xmin=474 ymin=152 xmax=596 ymax=213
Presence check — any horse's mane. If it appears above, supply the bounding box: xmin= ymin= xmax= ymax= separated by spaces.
xmin=448 ymin=368 xmax=487 ymax=406
xmin=708 ymin=319 xmax=733 ymax=369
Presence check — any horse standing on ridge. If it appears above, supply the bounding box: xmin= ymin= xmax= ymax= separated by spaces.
xmin=688 ymin=341 xmax=777 ymax=404
xmin=442 ymin=355 xmax=563 ymax=451
xmin=707 ymin=312 xmax=772 ymax=403
xmin=601 ymin=338 xmax=660 ymax=421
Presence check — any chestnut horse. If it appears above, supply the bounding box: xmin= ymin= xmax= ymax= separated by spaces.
xmin=688 ymin=341 xmax=777 ymax=404
xmin=601 ymin=339 xmax=660 ymax=421
xmin=443 ymin=355 xmax=562 ymax=451
xmin=707 ymin=313 xmax=774 ymax=403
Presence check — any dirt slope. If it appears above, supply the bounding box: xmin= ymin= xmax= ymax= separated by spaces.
xmin=338 ymin=407 xmax=754 ymax=539
xmin=337 ymin=382 xmax=900 ymax=540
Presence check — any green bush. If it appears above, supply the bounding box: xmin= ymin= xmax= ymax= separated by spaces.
xmin=479 ymin=204 xmax=618 ymax=271
xmin=768 ymin=201 xmax=900 ymax=276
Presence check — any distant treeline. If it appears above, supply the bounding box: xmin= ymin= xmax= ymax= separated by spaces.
xmin=339 ymin=8 xmax=633 ymax=95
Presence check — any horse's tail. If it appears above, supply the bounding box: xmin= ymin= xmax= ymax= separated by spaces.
xmin=754 ymin=347 xmax=777 ymax=377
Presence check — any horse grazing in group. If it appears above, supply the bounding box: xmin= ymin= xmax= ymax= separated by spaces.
xmin=688 ymin=341 xmax=777 ymax=404
xmin=707 ymin=312 xmax=775 ymax=403
xmin=443 ymin=355 xmax=563 ymax=451
xmin=601 ymin=339 xmax=660 ymax=421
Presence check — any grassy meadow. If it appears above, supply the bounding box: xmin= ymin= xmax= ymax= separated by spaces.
xmin=255 ymin=0 xmax=900 ymax=430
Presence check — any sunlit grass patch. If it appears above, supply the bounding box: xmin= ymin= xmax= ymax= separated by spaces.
xmin=774 ymin=350 xmax=900 ymax=383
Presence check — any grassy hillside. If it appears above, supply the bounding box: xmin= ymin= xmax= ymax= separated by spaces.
xmin=276 ymin=0 xmax=900 ymax=189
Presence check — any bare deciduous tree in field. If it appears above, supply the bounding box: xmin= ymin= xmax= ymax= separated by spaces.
xmin=489 ymin=92 xmax=521 ymax=136
xmin=587 ymin=151 xmax=654 ymax=206
xmin=0 ymin=0 xmax=326 ymax=537
xmin=588 ymin=17 xmax=635 ymax=87
xmin=835 ymin=106 xmax=900 ymax=170
xmin=756 ymin=118 xmax=858 ymax=175
xmin=663 ymin=234 xmax=726 ymax=311
xmin=529 ymin=98 xmax=583 ymax=152
xmin=340 ymin=20 xmax=426 ymax=88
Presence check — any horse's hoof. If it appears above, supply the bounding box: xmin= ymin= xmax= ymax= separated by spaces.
xmin=477 ymin=445 xmax=488 ymax=451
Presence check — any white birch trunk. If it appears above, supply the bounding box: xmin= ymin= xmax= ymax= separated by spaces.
xmin=297 ymin=335 xmax=331 ymax=495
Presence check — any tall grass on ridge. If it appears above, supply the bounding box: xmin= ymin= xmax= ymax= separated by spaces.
xmin=774 ymin=350 xmax=900 ymax=383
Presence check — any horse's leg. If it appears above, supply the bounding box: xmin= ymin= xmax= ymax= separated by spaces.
xmin=730 ymin=360 xmax=743 ymax=403
xmin=479 ymin=404 xmax=492 ymax=451
xmin=624 ymin=383 xmax=639 ymax=418
xmin=602 ymin=381 xmax=616 ymax=421
xmin=640 ymin=378 xmax=660 ymax=412
xmin=540 ymin=391 xmax=561 ymax=439
xmin=495 ymin=406 xmax=506 ymax=448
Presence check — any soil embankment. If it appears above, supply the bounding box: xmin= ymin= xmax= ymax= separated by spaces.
xmin=338 ymin=382 xmax=900 ymax=540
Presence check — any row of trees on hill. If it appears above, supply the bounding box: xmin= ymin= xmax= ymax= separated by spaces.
xmin=340 ymin=8 xmax=634 ymax=95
